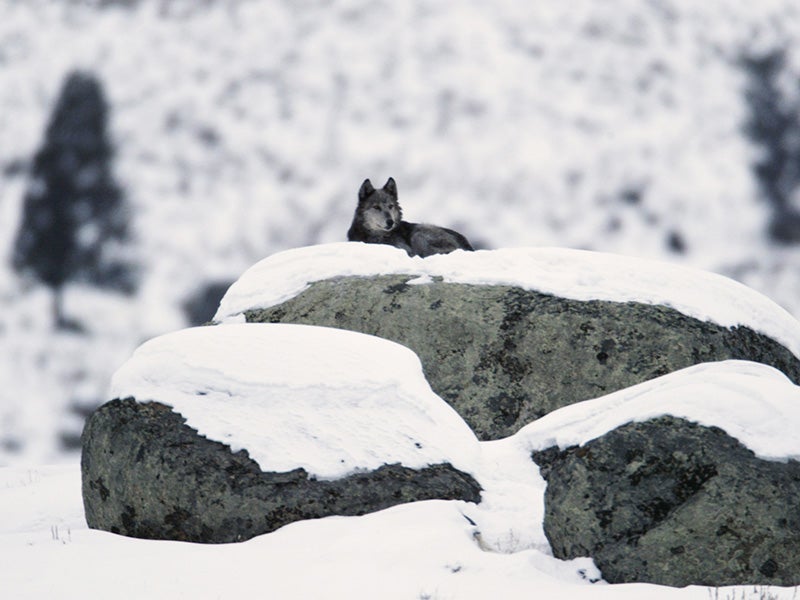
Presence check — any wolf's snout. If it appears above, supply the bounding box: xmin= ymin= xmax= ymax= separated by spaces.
xmin=386 ymin=218 xmax=394 ymax=229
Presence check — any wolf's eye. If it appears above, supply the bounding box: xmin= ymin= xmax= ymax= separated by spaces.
xmin=372 ymin=206 xmax=381 ymax=211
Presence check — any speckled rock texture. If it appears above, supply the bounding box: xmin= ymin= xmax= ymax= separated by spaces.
xmin=533 ymin=416 xmax=800 ymax=587
xmin=244 ymin=275 xmax=800 ymax=440
xmin=81 ymin=398 xmax=482 ymax=544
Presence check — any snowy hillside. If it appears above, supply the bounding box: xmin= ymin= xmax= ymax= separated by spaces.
xmin=4 ymin=1 xmax=800 ymax=466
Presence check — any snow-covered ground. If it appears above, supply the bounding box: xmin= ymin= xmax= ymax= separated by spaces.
xmin=3 ymin=345 xmax=800 ymax=598
xmin=1 ymin=465 xmax=794 ymax=600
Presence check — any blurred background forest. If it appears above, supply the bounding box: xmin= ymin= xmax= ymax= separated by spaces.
xmin=3 ymin=0 xmax=800 ymax=465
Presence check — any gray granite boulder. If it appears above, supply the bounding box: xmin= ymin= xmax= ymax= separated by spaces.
xmin=82 ymin=398 xmax=481 ymax=543
xmin=533 ymin=416 xmax=800 ymax=587
xmin=243 ymin=275 xmax=800 ymax=440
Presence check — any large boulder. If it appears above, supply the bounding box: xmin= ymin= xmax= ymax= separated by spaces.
xmin=82 ymin=324 xmax=482 ymax=543
xmin=82 ymin=398 xmax=481 ymax=543
xmin=532 ymin=415 xmax=800 ymax=587
xmin=242 ymin=275 xmax=800 ymax=440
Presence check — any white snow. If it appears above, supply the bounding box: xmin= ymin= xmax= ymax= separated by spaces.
xmin=4 ymin=3 xmax=800 ymax=593
xmin=16 ymin=239 xmax=780 ymax=599
xmin=515 ymin=360 xmax=800 ymax=463
xmin=6 ymin=0 xmax=800 ymax=470
xmin=109 ymin=323 xmax=479 ymax=479
xmin=214 ymin=243 xmax=800 ymax=359
xmin=5 ymin=351 xmax=800 ymax=598
xmin=8 ymin=213 xmax=800 ymax=600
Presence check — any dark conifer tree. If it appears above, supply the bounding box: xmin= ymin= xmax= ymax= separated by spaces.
xmin=12 ymin=70 xmax=135 ymax=329
xmin=742 ymin=50 xmax=800 ymax=243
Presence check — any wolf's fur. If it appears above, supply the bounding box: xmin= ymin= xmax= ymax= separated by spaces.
xmin=347 ymin=177 xmax=474 ymax=258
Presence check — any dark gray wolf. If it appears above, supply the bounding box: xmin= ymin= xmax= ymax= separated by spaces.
xmin=347 ymin=177 xmax=474 ymax=257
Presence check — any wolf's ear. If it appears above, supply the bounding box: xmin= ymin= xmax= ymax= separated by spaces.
xmin=383 ymin=177 xmax=397 ymax=197
xmin=359 ymin=179 xmax=375 ymax=201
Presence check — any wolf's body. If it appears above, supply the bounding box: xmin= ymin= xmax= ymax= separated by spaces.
xmin=347 ymin=178 xmax=474 ymax=258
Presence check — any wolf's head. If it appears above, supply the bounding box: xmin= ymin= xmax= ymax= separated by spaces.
xmin=356 ymin=177 xmax=402 ymax=233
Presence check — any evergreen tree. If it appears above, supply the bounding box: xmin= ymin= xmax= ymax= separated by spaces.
xmin=742 ymin=50 xmax=800 ymax=243
xmin=12 ymin=70 xmax=135 ymax=329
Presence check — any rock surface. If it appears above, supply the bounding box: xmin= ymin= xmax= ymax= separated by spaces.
xmin=533 ymin=416 xmax=800 ymax=587
xmin=245 ymin=275 xmax=800 ymax=439
xmin=82 ymin=398 xmax=482 ymax=543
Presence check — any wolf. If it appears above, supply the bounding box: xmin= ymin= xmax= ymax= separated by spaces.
xmin=347 ymin=177 xmax=474 ymax=257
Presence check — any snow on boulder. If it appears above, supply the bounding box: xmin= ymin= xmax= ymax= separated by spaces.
xmin=81 ymin=323 xmax=482 ymax=543
xmin=214 ymin=243 xmax=800 ymax=439
xmin=526 ymin=360 xmax=800 ymax=587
